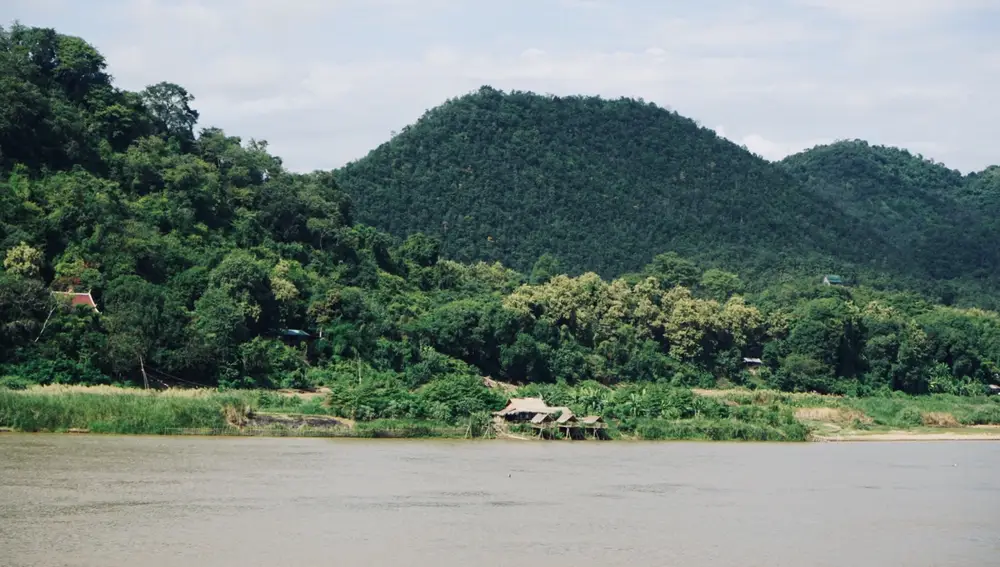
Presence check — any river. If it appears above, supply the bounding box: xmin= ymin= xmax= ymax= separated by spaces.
xmin=1 ymin=435 xmax=997 ymax=566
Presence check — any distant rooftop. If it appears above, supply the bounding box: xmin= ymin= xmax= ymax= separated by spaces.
xmin=52 ymin=290 xmax=99 ymax=312
xmin=280 ymin=329 xmax=311 ymax=337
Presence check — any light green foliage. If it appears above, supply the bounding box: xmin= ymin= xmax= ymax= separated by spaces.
xmin=3 ymin=242 xmax=42 ymax=278
xmin=0 ymin=390 xmax=228 ymax=433
xmin=700 ymin=269 xmax=743 ymax=302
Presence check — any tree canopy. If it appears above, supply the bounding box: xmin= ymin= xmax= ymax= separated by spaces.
xmin=337 ymin=87 xmax=1000 ymax=307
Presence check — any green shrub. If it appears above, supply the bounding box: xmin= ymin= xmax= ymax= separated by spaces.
xmin=0 ymin=375 xmax=32 ymax=390
xmin=961 ymin=405 xmax=1000 ymax=425
xmin=895 ymin=406 xmax=925 ymax=427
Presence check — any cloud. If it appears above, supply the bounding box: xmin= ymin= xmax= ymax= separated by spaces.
xmin=796 ymin=0 xmax=993 ymax=27
xmin=655 ymin=15 xmax=819 ymax=52
xmin=2 ymin=0 xmax=995 ymax=173
xmin=559 ymin=0 xmax=608 ymax=8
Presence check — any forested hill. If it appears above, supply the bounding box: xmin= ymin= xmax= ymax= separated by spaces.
xmin=6 ymin=24 xmax=1000 ymax=405
xmin=335 ymin=87 xmax=893 ymax=281
xmin=335 ymin=88 xmax=1000 ymax=305
xmin=780 ymin=141 xmax=1000 ymax=283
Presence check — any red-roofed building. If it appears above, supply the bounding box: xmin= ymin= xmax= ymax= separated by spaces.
xmin=52 ymin=290 xmax=99 ymax=313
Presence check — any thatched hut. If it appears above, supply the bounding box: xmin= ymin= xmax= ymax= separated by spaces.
xmin=494 ymin=397 xmax=607 ymax=439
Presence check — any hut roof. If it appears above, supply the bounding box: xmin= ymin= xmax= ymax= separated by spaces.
xmin=742 ymin=357 xmax=763 ymax=365
xmin=52 ymin=291 xmax=99 ymax=312
xmin=530 ymin=413 xmax=551 ymax=424
xmin=556 ymin=412 xmax=576 ymax=424
xmin=580 ymin=416 xmax=604 ymax=425
xmin=496 ymin=397 xmax=552 ymax=416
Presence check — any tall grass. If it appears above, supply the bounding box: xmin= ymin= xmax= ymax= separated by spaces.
xmin=632 ymin=418 xmax=810 ymax=442
xmin=0 ymin=390 xmax=233 ymax=434
xmin=0 ymin=389 xmax=468 ymax=438
xmin=703 ymin=388 xmax=1000 ymax=428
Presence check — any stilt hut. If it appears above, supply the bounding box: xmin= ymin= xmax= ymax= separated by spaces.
xmin=494 ymin=397 xmax=608 ymax=440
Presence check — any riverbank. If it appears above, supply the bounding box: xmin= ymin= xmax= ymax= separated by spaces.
xmin=1 ymin=385 xmax=998 ymax=441
xmin=0 ymin=386 xmax=465 ymax=438
xmin=816 ymin=428 xmax=1000 ymax=442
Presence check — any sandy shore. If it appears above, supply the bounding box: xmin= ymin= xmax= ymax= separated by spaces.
xmin=816 ymin=428 xmax=1000 ymax=442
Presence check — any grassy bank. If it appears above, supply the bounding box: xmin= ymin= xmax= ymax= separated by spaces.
xmin=0 ymin=388 xmax=233 ymax=434
xmin=0 ymin=387 xmax=471 ymax=438
xmin=1 ymin=385 xmax=998 ymax=441
xmin=695 ymin=389 xmax=1000 ymax=440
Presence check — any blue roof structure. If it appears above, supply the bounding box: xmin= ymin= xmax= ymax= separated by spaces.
xmin=280 ymin=329 xmax=311 ymax=337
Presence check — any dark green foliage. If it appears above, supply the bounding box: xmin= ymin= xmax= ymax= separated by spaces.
xmin=339 ymin=90 xmax=1000 ymax=308
xmin=140 ymin=82 xmax=199 ymax=147
xmin=646 ymin=252 xmax=701 ymax=289
xmin=0 ymin=272 xmax=51 ymax=356
xmin=0 ymin=375 xmax=32 ymax=390
xmin=529 ymin=254 xmax=562 ymax=284
xmin=337 ymin=87 xmax=898 ymax=284
xmin=0 ymin=24 xmax=127 ymax=173
xmin=782 ymin=141 xmax=1000 ymax=305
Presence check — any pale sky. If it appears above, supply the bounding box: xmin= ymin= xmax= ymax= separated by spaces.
xmin=4 ymin=0 xmax=998 ymax=173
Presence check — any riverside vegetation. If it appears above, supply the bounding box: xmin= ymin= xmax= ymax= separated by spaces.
xmin=3 ymin=384 xmax=999 ymax=441
xmin=1 ymin=24 xmax=1000 ymax=441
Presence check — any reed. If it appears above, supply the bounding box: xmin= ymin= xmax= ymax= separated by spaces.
xmin=0 ymin=390 xmax=231 ymax=434
xmin=630 ymin=417 xmax=810 ymax=442
xmin=632 ymin=418 xmax=809 ymax=441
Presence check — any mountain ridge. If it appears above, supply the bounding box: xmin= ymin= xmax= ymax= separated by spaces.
xmin=335 ymin=86 xmax=999 ymax=304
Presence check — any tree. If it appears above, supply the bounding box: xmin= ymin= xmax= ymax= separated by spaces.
xmin=529 ymin=253 xmax=563 ymax=284
xmin=52 ymin=34 xmax=110 ymax=101
xmin=102 ymin=276 xmax=165 ymax=386
xmin=189 ymin=286 xmax=249 ymax=384
xmin=209 ymin=251 xmax=277 ymax=333
xmin=0 ymin=273 xmax=51 ymax=355
xmin=397 ymin=232 xmax=441 ymax=268
xmin=141 ymin=81 xmax=199 ymax=145
xmin=4 ymin=242 xmax=43 ymax=278
xmin=699 ymin=268 xmax=743 ymax=302
xmin=646 ymin=252 xmax=700 ymax=289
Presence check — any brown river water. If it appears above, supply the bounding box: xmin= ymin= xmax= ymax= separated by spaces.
xmin=1 ymin=435 xmax=998 ymax=567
